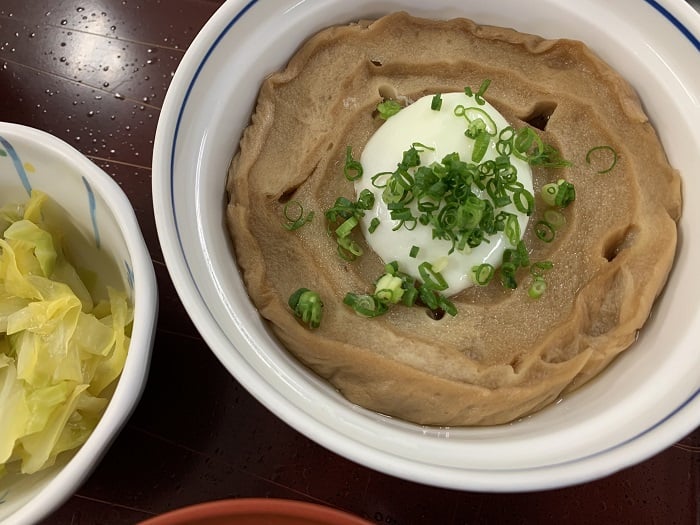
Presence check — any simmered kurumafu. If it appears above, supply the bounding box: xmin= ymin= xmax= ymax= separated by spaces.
xmin=226 ymin=13 xmax=681 ymax=426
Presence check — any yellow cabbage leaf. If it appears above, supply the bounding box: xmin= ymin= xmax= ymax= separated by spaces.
xmin=0 ymin=191 xmax=132 ymax=475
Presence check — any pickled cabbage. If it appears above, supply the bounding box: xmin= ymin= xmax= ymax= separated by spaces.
xmin=0 ymin=190 xmax=132 ymax=476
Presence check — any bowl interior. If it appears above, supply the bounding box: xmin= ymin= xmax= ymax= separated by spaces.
xmin=155 ymin=0 xmax=700 ymax=491
xmin=0 ymin=123 xmax=155 ymax=523
xmin=0 ymin=126 xmax=133 ymax=299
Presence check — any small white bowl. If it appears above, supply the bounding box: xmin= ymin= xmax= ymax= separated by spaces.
xmin=0 ymin=122 xmax=158 ymax=524
xmin=153 ymin=0 xmax=700 ymax=492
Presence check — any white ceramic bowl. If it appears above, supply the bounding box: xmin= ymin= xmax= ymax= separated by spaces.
xmin=0 ymin=122 xmax=158 ymax=524
xmin=153 ymin=0 xmax=700 ymax=492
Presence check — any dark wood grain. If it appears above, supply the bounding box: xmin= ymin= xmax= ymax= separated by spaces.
xmin=1 ymin=1 xmax=698 ymax=524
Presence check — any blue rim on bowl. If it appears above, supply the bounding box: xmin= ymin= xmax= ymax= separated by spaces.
xmin=152 ymin=0 xmax=700 ymax=491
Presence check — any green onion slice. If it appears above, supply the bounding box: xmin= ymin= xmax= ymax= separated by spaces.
xmin=418 ymin=261 xmax=448 ymax=291
xmin=343 ymin=293 xmax=388 ymax=317
xmin=374 ymin=273 xmax=405 ymax=304
xmin=543 ymin=209 xmax=566 ymax=230
xmin=472 ymin=263 xmax=495 ymax=285
xmin=288 ymin=288 xmax=323 ymax=329
xmin=464 ymin=79 xmax=491 ymax=105
xmin=282 ymin=201 xmax=314 ymax=231
xmin=377 ymin=99 xmax=402 ymax=120
xmin=586 ymin=145 xmax=618 ymax=174
xmin=471 ymin=131 xmax=491 ymax=163
xmin=504 ymin=213 xmax=520 ymax=246
xmin=530 ymin=260 xmax=554 ymax=278
xmin=459 ymin=107 xmax=497 ymax=135
xmin=336 ymin=236 xmax=362 ymax=260
xmin=541 ymin=179 xmax=575 ymax=208
xmin=528 ymin=277 xmax=547 ymax=299
xmin=535 ymin=220 xmax=556 ymax=243
xmin=335 ymin=216 xmax=359 ymax=238
xmin=343 ymin=146 xmax=363 ymax=181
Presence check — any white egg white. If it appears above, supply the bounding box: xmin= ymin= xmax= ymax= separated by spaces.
xmin=356 ymin=92 xmax=533 ymax=296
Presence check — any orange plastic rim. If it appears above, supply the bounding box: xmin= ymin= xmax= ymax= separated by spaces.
xmin=137 ymin=498 xmax=373 ymax=525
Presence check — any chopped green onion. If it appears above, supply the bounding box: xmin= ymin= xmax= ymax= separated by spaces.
xmin=335 ymin=216 xmax=358 ymax=238
xmin=512 ymin=189 xmax=534 ymax=215
xmin=338 ymin=234 xmax=362 ymax=255
xmin=409 ymin=245 xmax=420 ymax=258
xmin=504 ymin=213 xmax=520 ymax=246
xmin=418 ymin=262 xmax=448 ymax=291
xmin=541 ymin=183 xmax=558 ymax=206
xmin=586 ymin=145 xmax=618 ymax=174
xmin=288 ymin=288 xmax=323 ymax=329
xmin=472 ymin=263 xmax=495 ymax=285
xmin=510 ymin=127 xmax=571 ymax=168
xmin=464 ymin=79 xmax=491 ymax=105
xmin=471 ymin=130 xmax=491 ymax=163
xmin=530 ymin=260 xmax=554 ymax=278
xmin=496 ymin=127 xmax=515 ymax=156
xmin=343 ymin=293 xmax=388 ymax=317
xmin=502 ymin=240 xmax=530 ymax=270
xmin=460 ymin=107 xmax=497 ymax=135
xmin=368 ymin=217 xmax=380 ymax=233
xmin=356 ymin=188 xmax=375 ymax=210
xmin=500 ymin=261 xmax=518 ymax=289
xmin=374 ymin=273 xmax=405 ymax=304
xmin=370 ymin=171 xmax=392 ymax=189
xmin=431 ymin=93 xmax=443 ymax=111
xmin=535 ymin=220 xmax=556 ymax=242
xmin=343 ymin=146 xmax=363 ymax=181
xmin=377 ymin=99 xmax=402 ymax=120
xmin=465 ymin=117 xmax=487 ymax=139
xmin=541 ymin=179 xmax=575 ymax=208
xmin=543 ymin=209 xmax=566 ymax=229
xmin=528 ymin=277 xmax=547 ymax=299
xmin=554 ymin=180 xmax=575 ymax=207
xmin=282 ymin=200 xmax=314 ymax=231
xmin=437 ymin=295 xmax=458 ymax=317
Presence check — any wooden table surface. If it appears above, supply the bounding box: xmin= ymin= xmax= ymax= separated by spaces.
xmin=1 ymin=1 xmax=698 ymax=523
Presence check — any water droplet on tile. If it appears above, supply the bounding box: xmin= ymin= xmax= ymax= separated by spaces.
xmin=60 ymin=19 xmax=67 ymax=25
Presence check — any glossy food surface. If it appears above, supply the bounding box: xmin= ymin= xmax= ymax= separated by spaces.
xmin=0 ymin=1 xmax=698 ymax=524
